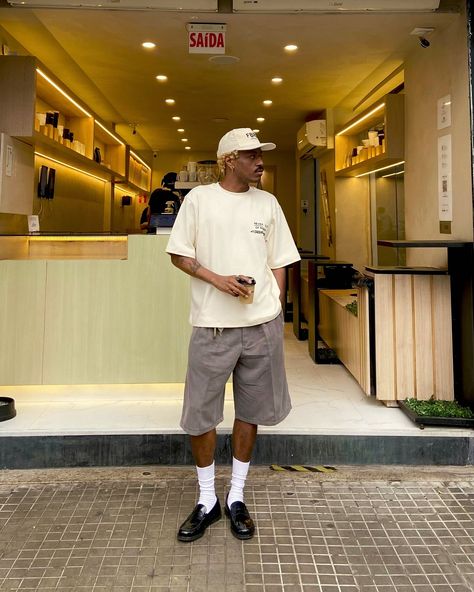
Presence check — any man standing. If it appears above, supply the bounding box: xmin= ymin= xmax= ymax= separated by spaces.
xmin=166 ymin=128 xmax=300 ymax=542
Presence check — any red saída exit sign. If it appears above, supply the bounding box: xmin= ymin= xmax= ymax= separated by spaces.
xmin=187 ymin=23 xmax=226 ymax=54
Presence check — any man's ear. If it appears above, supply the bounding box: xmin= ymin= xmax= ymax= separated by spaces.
xmin=224 ymin=155 xmax=234 ymax=172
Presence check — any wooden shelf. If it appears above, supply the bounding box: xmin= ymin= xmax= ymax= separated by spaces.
xmin=335 ymin=153 xmax=404 ymax=177
xmin=93 ymin=122 xmax=127 ymax=177
xmin=127 ymin=152 xmax=151 ymax=192
xmin=32 ymin=131 xmax=126 ymax=181
xmin=115 ymin=179 xmax=149 ymax=194
xmin=335 ymin=93 xmax=404 ymax=177
xmin=175 ymin=181 xmax=199 ymax=189
xmin=0 ymin=56 xmax=151 ymax=206
xmin=36 ymin=73 xmax=90 ymax=119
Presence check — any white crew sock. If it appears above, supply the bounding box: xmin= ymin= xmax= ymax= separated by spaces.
xmin=196 ymin=462 xmax=217 ymax=513
xmin=227 ymin=457 xmax=250 ymax=508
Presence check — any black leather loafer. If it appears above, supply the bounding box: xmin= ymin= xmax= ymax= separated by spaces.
xmin=177 ymin=498 xmax=222 ymax=542
xmin=225 ymin=497 xmax=255 ymax=540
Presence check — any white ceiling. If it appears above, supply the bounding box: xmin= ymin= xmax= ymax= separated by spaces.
xmin=0 ymin=3 xmax=461 ymax=156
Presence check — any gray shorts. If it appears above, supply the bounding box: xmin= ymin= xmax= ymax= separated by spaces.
xmin=180 ymin=312 xmax=291 ymax=436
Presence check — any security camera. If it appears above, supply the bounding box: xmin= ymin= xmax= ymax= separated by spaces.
xmin=410 ymin=27 xmax=434 ymax=48
xmin=153 ymin=152 xmax=158 ymax=158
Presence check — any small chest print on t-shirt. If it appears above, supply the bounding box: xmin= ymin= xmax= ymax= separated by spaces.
xmin=251 ymin=221 xmax=268 ymax=237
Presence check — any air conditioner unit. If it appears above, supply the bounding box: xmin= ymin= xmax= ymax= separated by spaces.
xmin=297 ymin=116 xmax=334 ymax=159
xmin=233 ymin=0 xmax=440 ymax=12
xmin=7 ymin=0 xmax=216 ymax=8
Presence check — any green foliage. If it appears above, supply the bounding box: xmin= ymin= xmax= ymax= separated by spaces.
xmin=345 ymin=300 xmax=358 ymax=317
xmin=404 ymin=397 xmax=474 ymax=419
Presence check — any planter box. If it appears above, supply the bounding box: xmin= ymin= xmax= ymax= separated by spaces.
xmin=399 ymin=400 xmax=474 ymax=429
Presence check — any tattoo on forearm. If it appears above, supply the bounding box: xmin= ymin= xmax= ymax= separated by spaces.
xmin=189 ymin=259 xmax=202 ymax=274
xmin=172 ymin=255 xmax=203 ymax=278
xmin=176 ymin=256 xmax=201 ymax=274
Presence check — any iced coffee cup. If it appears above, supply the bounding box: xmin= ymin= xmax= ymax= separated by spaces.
xmin=237 ymin=277 xmax=256 ymax=304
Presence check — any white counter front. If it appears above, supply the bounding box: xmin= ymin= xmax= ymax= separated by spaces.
xmin=0 ymin=235 xmax=191 ymax=385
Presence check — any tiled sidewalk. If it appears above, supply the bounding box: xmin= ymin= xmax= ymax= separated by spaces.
xmin=1 ymin=466 xmax=474 ymax=591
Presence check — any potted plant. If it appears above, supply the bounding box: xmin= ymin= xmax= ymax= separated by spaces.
xmin=399 ymin=396 xmax=474 ymax=429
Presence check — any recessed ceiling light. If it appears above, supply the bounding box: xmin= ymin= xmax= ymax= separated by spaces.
xmin=208 ymin=55 xmax=240 ymax=65
xmin=271 ymin=77 xmax=283 ymax=84
xmin=181 ymin=138 xmax=188 ymax=142
xmin=155 ymin=75 xmax=168 ymax=82
xmin=185 ymin=146 xmax=191 ymax=150
xmin=142 ymin=42 xmax=156 ymax=49
xmin=263 ymin=100 xmax=273 ymax=106
xmin=256 ymin=117 xmax=265 ymax=122
xmin=172 ymin=116 xmax=181 ymax=121
xmin=253 ymin=129 xmax=260 ymax=133
xmin=284 ymin=44 xmax=298 ymax=52
xmin=177 ymin=128 xmax=185 ymax=132
xmin=165 ymin=99 xmax=175 ymax=105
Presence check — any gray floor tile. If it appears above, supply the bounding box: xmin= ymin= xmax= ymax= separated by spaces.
xmin=1 ymin=467 xmax=474 ymax=591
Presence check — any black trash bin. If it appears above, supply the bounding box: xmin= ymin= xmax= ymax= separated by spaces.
xmin=0 ymin=397 xmax=16 ymax=421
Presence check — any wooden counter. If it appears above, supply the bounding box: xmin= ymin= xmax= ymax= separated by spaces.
xmin=0 ymin=234 xmax=128 ymax=260
xmin=367 ymin=267 xmax=454 ymax=405
xmin=0 ymin=235 xmax=191 ymax=385
xmin=377 ymin=239 xmax=474 ymax=407
xmin=318 ymin=288 xmax=371 ymax=395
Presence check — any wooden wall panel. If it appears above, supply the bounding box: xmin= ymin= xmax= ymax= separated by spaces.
xmin=394 ymin=275 xmax=415 ymax=399
xmin=374 ymin=272 xmax=453 ymax=403
xmin=358 ymin=286 xmax=371 ymax=396
xmin=413 ymin=276 xmax=434 ymax=400
xmin=432 ymin=275 xmax=454 ymax=400
xmin=375 ymin=275 xmax=396 ymax=401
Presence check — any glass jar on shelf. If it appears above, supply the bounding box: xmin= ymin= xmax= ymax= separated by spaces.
xmin=197 ymin=160 xmax=219 ymax=184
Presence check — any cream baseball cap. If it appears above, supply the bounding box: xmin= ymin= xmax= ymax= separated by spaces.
xmin=217 ymin=128 xmax=276 ymax=157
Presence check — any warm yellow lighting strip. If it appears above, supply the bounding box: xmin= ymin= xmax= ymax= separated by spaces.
xmin=336 ymin=103 xmax=385 ymax=136
xmin=355 ymin=161 xmax=405 ymax=178
xmin=115 ymin=185 xmax=137 ymax=197
xmin=130 ymin=150 xmax=151 ymax=171
xmin=35 ymin=152 xmax=107 ymax=182
xmin=95 ymin=120 xmax=124 ymax=146
xmin=382 ymin=170 xmax=405 ymax=178
xmin=36 ymin=69 xmax=92 ymax=118
xmin=29 ymin=236 xmax=126 ymax=242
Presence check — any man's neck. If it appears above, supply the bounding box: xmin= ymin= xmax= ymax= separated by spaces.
xmin=219 ymin=176 xmax=250 ymax=193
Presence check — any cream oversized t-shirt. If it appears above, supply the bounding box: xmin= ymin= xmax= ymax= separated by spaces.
xmin=166 ymin=183 xmax=300 ymax=327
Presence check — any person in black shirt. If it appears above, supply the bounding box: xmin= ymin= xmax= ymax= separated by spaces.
xmin=140 ymin=172 xmax=180 ymax=233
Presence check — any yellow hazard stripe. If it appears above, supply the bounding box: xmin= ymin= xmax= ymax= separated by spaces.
xmin=291 ymin=465 xmax=309 ymax=472
xmin=311 ymin=466 xmax=335 ymax=473
xmin=269 ymin=464 xmax=287 ymax=471
xmin=270 ymin=464 xmax=336 ymax=473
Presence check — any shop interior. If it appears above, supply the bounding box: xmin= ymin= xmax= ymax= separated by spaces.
xmin=0 ymin=0 xmax=473 ymax=442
